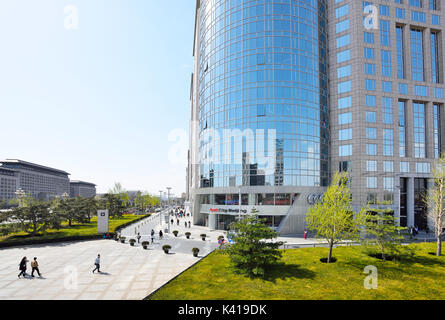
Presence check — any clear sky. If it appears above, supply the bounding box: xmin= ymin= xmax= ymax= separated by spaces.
xmin=0 ymin=0 xmax=195 ymax=196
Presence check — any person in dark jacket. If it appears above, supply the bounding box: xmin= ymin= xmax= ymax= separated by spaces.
xmin=18 ymin=257 xmax=28 ymax=279
xmin=159 ymin=230 xmax=163 ymax=240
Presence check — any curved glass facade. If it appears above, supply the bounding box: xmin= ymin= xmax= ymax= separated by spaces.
xmin=198 ymin=0 xmax=329 ymax=189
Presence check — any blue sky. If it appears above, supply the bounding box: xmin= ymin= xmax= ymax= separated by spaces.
xmin=0 ymin=0 xmax=195 ymax=196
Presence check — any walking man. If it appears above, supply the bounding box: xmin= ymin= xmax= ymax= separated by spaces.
xmin=137 ymin=232 xmax=141 ymax=244
xmin=31 ymin=257 xmax=42 ymax=277
xmin=92 ymin=254 xmax=101 ymax=273
xmin=159 ymin=230 xmax=163 ymax=240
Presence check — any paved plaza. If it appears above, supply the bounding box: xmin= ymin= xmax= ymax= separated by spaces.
xmin=0 ymin=214 xmax=218 ymax=300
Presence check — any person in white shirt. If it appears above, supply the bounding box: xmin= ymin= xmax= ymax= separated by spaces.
xmin=92 ymin=254 xmax=101 ymax=273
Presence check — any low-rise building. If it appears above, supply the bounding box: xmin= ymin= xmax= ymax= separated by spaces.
xmin=70 ymin=181 xmax=97 ymax=198
xmin=0 ymin=159 xmax=70 ymax=201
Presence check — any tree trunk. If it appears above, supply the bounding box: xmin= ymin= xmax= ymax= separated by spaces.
xmin=437 ymin=236 xmax=442 ymax=256
xmin=328 ymin=242 xmax=333 ymax=263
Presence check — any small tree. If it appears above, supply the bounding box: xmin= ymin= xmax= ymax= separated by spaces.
xmin=426 ymin=153 xmax=445 ymax=256
xmin=363 ymin=206 xmax=407 ymax=260
xmin=226 ymin=210 xmax=284 ymax=277
xmin=8 ymin=200 xmax=55 ymax=235
xmin=306 ymin=172 xmax=367 ymax=263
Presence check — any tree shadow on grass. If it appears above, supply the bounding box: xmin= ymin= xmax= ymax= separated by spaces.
xmin=261 ymin=263 xmax=316 ymax=283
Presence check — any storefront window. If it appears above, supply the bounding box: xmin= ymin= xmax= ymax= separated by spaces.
xmin=256 ymin=194 xmax=275 ymax=205
xmin=275 ymin=194 xmax=291 ymax=206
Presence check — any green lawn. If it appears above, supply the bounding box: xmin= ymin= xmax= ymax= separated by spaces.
xmin=149 ymin=243 xmax=445 ymax=300
xmin=0 ymin=214 xmax=146 ymax=245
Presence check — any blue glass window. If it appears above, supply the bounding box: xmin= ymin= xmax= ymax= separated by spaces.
xmin=414 ymin=85 xmax=429 ymax=96
xmin=339 ymin=128 xmax=353 ymax=141
xmin=396 ymin=8 xmax=406 ymax=19
xmin=382 ymin=81 xmax=393 ymax=92
xmin=382 ymin=97 xmax=393 ymax=124
xmin=413 ymin=102 xmax=426 ymax=158
xmin=336 ymin=19 xmax=350 ymax=33
xmin=366 ymin=111 xmax=377 ymax=123
xmin=380 ymin=20 xmax=391 ymax=47
xmin=337 ymin=34 xmax=351 ymax=48
xmin=396 ymin=26 xmax=405 ymax=79
xmin=380 ymin=5 xmax=390 ymax=16
xmin=365 ymin=79 xmax=376 ymax=91
xmin=399 ymin=101 xmax=406 ymax=157
xmin=338 ymin=65 xmax=351 ymax=78
xmin=366 ymin=127 xmax=377 ymax=139
xmin=339 ymin=145 xmax=353 ymax=157
xmin=381 ymin=50 xmax=392 ymax=77
xmin=338 ymin=96 xmax=352 ymax=109
xmin=336 ymin=5 xmax=349 ymax=18
xmin=366 ymin=95 xmax=376 ymax=107
xmin=399 ymin=83 xmax=409 ymax=94
xmin=339 ymin=112 xmax=353 ymax=125
xmin=337 ymin=49 xmax=351 ymax=63
xmin=411 ymin=28 xmax=424 ymax=82
xmin=431 ymin=32 xmax=440 ymax=83
xmin=366 ymin=144 xmax=378 ymax=155
xmin=364 ymin=47 xmax=375 ymax=59
xmin=411 ymin=11 xmax=426 ymax=23
xmin=434 ymin=104 xmax=441 ymax=158
xmin=338 ymin=81 xmax=352 ymax=94
xmin=364 ymin=32 xmax=375 ymax=44
xmin=383 ymin=129 xmax=394 ymax=156
xmin=365 ymin=63 xmax=376 ymax=75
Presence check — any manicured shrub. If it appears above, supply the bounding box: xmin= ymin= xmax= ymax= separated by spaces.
xmin=162 ymin=245 xmax=172 ymax=254
xmin=185 ymin=232 xmax=191 ymax=239
xmin=200 ymin=234 xmax=207 ymax=241
xmin=120 ymin=237 xmax=126 ymax=244
xmin=142 ymin=241 xmax=150 ymax=249
xmin=173 ymin=230 xmax=179 ymax=237
xmin=129 ymin=239 xmax=136 ymax=246
xmin=192 ymin=248 xmax=200 ymax=257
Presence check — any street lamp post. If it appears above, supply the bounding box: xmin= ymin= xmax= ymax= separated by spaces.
xmin=159 ymin=190 xmax=163 ymax=227
xmin=15 ymin=188 xmax=26 ymax=207
xmin=238 ymin=186 xmax=241 ymax=221
xmin=167 ymin=187 xmax=172 ymax=233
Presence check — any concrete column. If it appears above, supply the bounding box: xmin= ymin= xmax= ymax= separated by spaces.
xmin=426 ymin=102 xmax=435 ymax=158
xmin=394 ymin=181 xmax=401 ymax=225
xmin=405 ymin=100 xmax=414 ymax=158
xmin=249 ymin=193 xmax=256 ymax=205
xmin=208 ymin=213 xmax=217 ymax=230
xmin=407 ymin=177 xmax=415 ymax=228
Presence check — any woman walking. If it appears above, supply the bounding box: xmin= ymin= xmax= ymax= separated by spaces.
xmin=18 ymin=257 xmax=28 ymax=279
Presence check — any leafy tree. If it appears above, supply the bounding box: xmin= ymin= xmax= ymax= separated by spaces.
xmin=305 ymin=172 xmax=367 ymax=263
xmin=363 ymin=206 xmax=407 ymax=261
xmin=226 ymin=209 xmax=284 ymax=277
xmin=84 ymin=197 xmax=98 ymax=223
xmin=109 ymin=182 xmax=125 ymax=194
xmin=8 ymin=200 xmax=58 ymax=235
xmin=55 ymin=197 xmax=90 ymax=226
xmin=426 ymin=153 xmax=445 ymax=256
xmin=103 ymin=193 xmax=125 ymax=218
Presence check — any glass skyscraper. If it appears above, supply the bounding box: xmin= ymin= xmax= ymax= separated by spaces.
xmin=187 ymin=0 xmax=445 ymax=234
